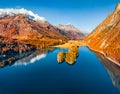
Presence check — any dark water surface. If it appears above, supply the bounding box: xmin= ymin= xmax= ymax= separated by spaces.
xmin=0 ymin=47 xmax=120 ymax=94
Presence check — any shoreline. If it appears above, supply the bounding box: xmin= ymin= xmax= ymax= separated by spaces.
xmin=52 ymin=40 xmax=86 ymax=49
xmin=53 ymin=41 xmax=120 ymax=67
xmin=87 ymin=46 xmax=120 ymax=67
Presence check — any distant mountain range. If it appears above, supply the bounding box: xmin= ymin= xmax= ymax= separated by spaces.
xmin=56 ymin=24 xmax=84 ymax=40
xmin=84 ymin=3 xmax=120 ymax=64
xmin=0 ymin=8 xmax=84 ymax=41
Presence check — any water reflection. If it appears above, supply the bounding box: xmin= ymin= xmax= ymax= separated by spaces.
xmin=96 ymin=52 xmax=120 ymax=92
xmin=0 ymin=47 xmax=54 ymax=68
xmin=57 ymin=46 xmax=79 ymax=65
xmin=14 ymin=53 xmax=46 ymax=66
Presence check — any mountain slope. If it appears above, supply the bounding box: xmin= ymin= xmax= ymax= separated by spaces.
xmin=56 ymin=24 xmax=84 ymax=40
xmin=0 ymin=8 xmax=69 ymax=64
xmin=0 ymin=8 xmax=69 ymax=49
xmin=84 ymin=3 xmax=120 ymax=64
xmin=0 ymin=14 xmax=66 ymax=40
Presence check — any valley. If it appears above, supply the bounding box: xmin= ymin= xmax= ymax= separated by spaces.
xmin=1 ymin=1 xmax=120 ymax=94
xmin=0 ymin=0 xmax=119 ymax=71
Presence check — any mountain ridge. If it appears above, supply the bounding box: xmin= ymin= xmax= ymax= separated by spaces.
xmin=0 ymin=8 xmax=46 ymax=22
xmin=56 ymin=24 xmax=84 ymax=40
xmin=84 ymin=3 xmax=120 ymax=64
xmin=0 ymin=14 xmax=67 ymax=40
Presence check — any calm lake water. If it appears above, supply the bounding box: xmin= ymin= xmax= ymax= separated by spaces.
xmin=0 ymin=47 xmax=120 ymax=94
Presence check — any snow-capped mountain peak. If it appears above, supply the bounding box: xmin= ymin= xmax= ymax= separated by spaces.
xmin=0 ymin=8 xmax=46 ymax=22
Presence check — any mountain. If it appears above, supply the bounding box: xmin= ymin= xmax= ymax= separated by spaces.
xmin=0 ymin=8 xmax=86 ymax=65
xmin=0 ymin=8 xmax=69 ymax=64
xmin=84 ymin=3 xmax=120 ymax=64
xmin=0 ymin=14 xmax=66 ymax=40
xmin=0 ymin=8 xmax=68 ymax=47
xmin=56 ymin=24 xmax=84 ymax=40
xmin=0 ymin=8 xmax=67 ymax=39
xmin=0 ymin=8 xmax=46 ymax=22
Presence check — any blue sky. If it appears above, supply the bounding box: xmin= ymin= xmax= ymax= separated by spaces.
xmin=0 ymin=0 xmax=119 ymax=33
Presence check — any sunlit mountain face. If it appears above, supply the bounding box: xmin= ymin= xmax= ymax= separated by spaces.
xmin=56 ymin=24 xmax=84 ymax=40
xmin=0 ymin=8 xmax=67 ymax=40
xmin=84 ymin=3 xmax=120 ymax=65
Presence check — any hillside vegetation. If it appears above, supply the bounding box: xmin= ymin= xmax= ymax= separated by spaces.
xmin=57 ymin=46 xmax=79 ymax=65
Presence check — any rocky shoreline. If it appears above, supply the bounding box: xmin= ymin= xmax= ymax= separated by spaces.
xmin=88 ymin=46 xmax=120 ymax=67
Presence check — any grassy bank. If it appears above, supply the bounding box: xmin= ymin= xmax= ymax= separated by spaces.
xmin=54 ymin=40 xmax=86 ymax=49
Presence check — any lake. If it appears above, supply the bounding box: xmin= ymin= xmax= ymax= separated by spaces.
xmin=0 ymin=47 xmax=120 ymax=94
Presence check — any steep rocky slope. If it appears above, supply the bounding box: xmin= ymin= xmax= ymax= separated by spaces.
xmin=84 ymin=3 xmax=120 ymax=64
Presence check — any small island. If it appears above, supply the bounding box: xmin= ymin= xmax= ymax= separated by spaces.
xmin=57 ymin=46 xmax=79 ymax=65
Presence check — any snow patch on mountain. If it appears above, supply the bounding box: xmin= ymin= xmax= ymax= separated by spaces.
xmin=0 ymin=8 xmax=46 ymax=22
